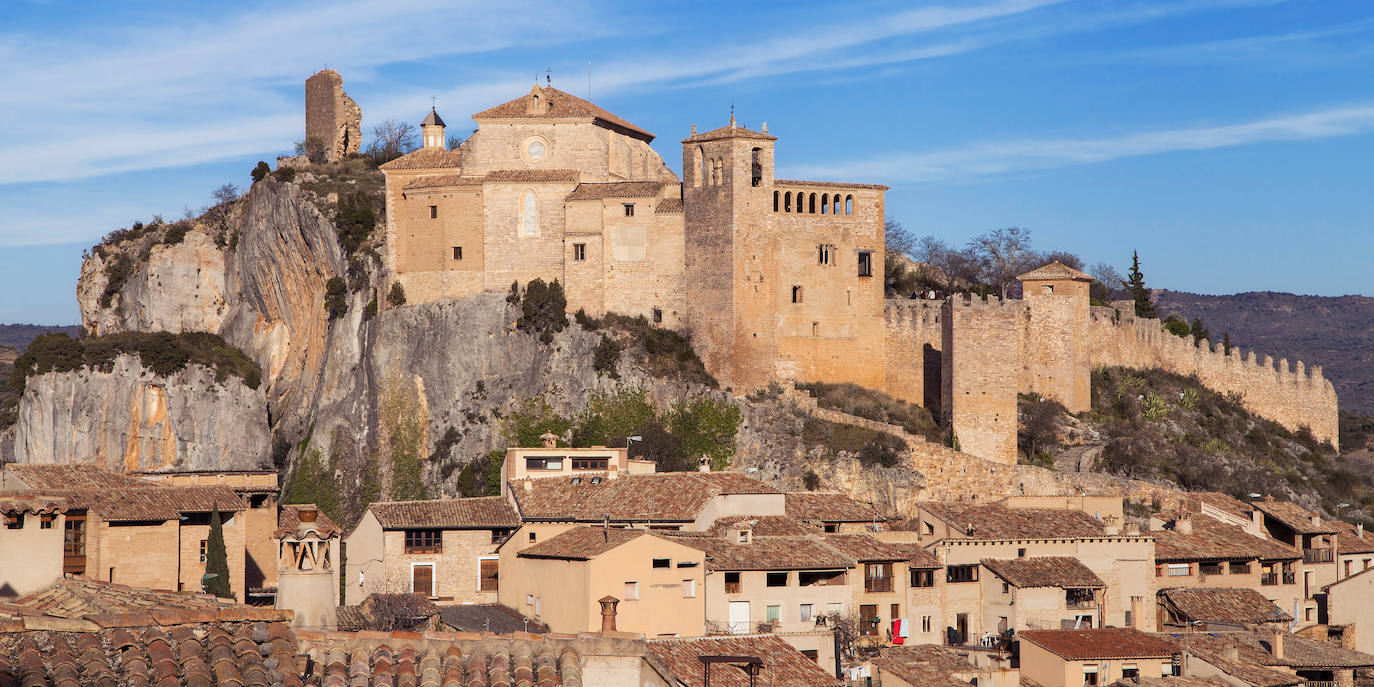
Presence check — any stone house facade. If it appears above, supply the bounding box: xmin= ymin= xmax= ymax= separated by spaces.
xmin=343 ymin=496 xmax=521 ymax=606
xmin=0 ymin=496 xmax=65 ymax=598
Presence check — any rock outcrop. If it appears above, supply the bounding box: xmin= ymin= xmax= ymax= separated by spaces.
xmin=13 ymin=354 xmax=270 ymax=472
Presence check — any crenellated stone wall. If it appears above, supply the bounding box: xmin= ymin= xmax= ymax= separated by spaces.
xmin=1089 ymin=304 xmax=1339 ymax=447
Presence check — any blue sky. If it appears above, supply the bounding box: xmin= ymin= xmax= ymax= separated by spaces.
xmin=1 ymin=0 xmax=1372 ymax=324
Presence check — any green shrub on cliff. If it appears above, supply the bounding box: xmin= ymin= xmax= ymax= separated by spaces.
xmin=514 ymin=278 xmax=568 ymax=344
xmin=9 ymin=331 xmax=261 ymax=394
xmin=335 ymin=191 xmax=375 ymax=256
xmin=325 ymin=277 xmax=348 ymax=319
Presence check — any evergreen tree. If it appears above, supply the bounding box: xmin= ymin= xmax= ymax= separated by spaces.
xmin=204 ymin=507 xmax=232 ymax=598
xmin=1190 ymin=317 xmax=1211 ymax=347
xmin=1122 ymin=251 xmax=1158 ymax=319
xmin=1223 ymin=332 xmax=1233 ymax=355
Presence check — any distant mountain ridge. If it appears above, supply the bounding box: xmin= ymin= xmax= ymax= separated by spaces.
xmin=0 ymin=323 xmax=82 ymax=350
xmin=1154 ymin=290 xmax=1374 ymax=416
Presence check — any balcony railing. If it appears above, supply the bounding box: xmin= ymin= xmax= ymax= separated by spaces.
xmin=865 ymin=577 xmax=893 ymax=593
xmin=1261 ymin=573 xmax=1279 ymax=586
xmin=1284 ymin=572 xmax=1297 ymax=584
xmin=1302 ymin=680 xmax=1336 ymax=687
xmin=1304 ymin=548 xmax=1334 ymax=564
xmin=1067 ymin=598 xmax=1097 ymax=609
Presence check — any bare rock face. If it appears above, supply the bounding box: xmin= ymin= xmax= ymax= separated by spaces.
xmin=13 ymin=354 xmax=269 ymax=472
xmin=78 ymin=230 xmax=228 ymax=336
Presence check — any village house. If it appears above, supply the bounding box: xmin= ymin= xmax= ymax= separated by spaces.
xmin=646 ymin=634 xmax=843 ymax=687
xmin=1018 ymin=627 xmax=1182 ymax=687
xmin=871 ymin=644 xmax=1020 ymax=687
xmin=0 ymin=495 xmax=65 ymax=598
xmin=498 ymin=433 xmax=655 ymax=497
xmin=979 ymin=556 xmax=1107 ymax=633
xmin=0 ymin=464 xmax=249 ymax=600
xmin=1148 ymin=512 xmax=1305 ymax=618
xmin=498 ymin=526 xmax=708 ymax=638
xmin=1155 ymin=587 xmax=1293 ymax=631
xmin=913 ymin=500 xmax=1157 ymax=641
xmin=1321 ymin=568 xmax=1374 ymax=654
xmin=343 ymin=496 xmax=521 ymax=605
xmin=785 ymin=492 xmax=887 ymax=533
xmin=1328 ymin=518 xmax=1374 ymax=582
xmin=1177 ymin=629 xmax=1374 ymax=687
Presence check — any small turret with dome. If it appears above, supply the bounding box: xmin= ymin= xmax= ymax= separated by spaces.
xmin=421 ymin=107 xmax=446 ymax=150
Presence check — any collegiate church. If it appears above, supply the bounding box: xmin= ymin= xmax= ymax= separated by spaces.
xmin=361 ymin=77 xmax=1337 ymax=463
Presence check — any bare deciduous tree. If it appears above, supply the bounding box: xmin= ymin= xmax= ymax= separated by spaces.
xmin=366 ymin=119 xmax=418 ymax=163
xmin=969 ymin=226 xmax=1033 ymax=299
xmin=822 ymin=611 xmax=863 ymax=661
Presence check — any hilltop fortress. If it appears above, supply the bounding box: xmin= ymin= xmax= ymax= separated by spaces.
xmin=314 ymin=73 xmax=1338 ymax=461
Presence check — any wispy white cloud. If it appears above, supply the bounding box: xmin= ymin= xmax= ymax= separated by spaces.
xmin=788 ymin=103 xmax=1374 ymax=183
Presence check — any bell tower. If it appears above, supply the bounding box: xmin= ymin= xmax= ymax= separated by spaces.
xmin=681 ymin=116 xmax=779 ymax=391
xmin=421 ymin=107 xmax=446 ymax=150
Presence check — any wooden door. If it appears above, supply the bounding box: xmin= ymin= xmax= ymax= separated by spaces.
xmin=412 ymin=564 xmax=433 ymax=597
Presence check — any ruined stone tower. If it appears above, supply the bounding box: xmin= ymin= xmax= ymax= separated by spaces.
xmin=304 ymin=69 xmax=361 ymax=162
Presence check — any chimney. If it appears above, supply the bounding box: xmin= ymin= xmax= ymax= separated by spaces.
xmin=1224 ymin=645 xmax=1239 ymax=661
xmin=296 ymin=506 xmax=319 ymax=535
xmin=1175 ymin=515 xmax=1193 ymax=535
xmin=1103 ymin=515 xmax=1121 ymax=536
xmin=522 ymin=478 xmax=533 ymax=493
xmin=697 ymin=456 xmax=710 ymax=473
xmin=1311 ymin=514 xmax=1322 ymax=528
xmin=1266 ymin=629 xmax=1284 ymax=660
xmin=1123 ymin=522 xmax=1141 ymax=536
xmin=1359 ymin=523 xmax=1365 ymax=539
xmin=540 ymin=432 xmax=558 ymax=449
xmin=598 ymin=596 xmax=620 ymax=633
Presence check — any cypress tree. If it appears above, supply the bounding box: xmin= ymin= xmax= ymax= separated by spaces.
xmin=1122 ymin=251 xmax=1158 ymax=319
xmin=204 ymin=507 xmax=232 ymax=598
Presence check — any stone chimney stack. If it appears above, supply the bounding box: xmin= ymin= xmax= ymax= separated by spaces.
xmin=1123 ymin=522 xmax=1141 ymax=536
xmin=1267 ymin=629 xmax=1285 ymax=659
xmin=540 ymin=432 xmax=559 ymax=449
xmin=1103 ymin=515 xmax=1121 ymax=536
xmin=697 ymin=456 xmax=710 ymax=473
xmin=598 ymin=596 xmax=620 ymax=633
xmin=1175 ymin=515 xmax=1193 ymax=535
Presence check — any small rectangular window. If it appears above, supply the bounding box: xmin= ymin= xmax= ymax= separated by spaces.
xmin=624 ymin=581 xmax=640 ymax=600
xmin=947 ymin=565 xmax=979 ymax=583
xmin=528 ymin=531 xmax=537 ymax=542
xmin=800 ymin=603 xmax=813 ymax=622
xmin=573 ymin=243 xmax=586 ymax=261
xmin=766 ymin=604 xmax=780 ymax=623
xmin=682 ymin=579 xmax=696 ymax=598
xmin=652 ymin=307 xmax=663 ymax=323
xmin=405 ymin=529 xmax=443 ymax=554
xmin=452 ymin=246 xmax=462 ymax=260
xmin=910 ymin=570 xmax=935 ymax=588
xmin=766 ymin=572 xmax=789 ymax=587
xmin=653 ymin=558 xmax=671 ymax=569
xmin=199 ymin=540 xmax=208 ymax=563
xmin=624 ymin=203 xmax=635 ymax=216
xmin=857 ymin=251 xmax=873 ymax=277
xmin=818 ymin=244 xmax=835 ymax=265
xmin=791 ymin=286 xmax=803 ymax=303
xmin=430 ymin=205 xmax=438 ymax=219
xmin=724 ymin=571 xmax=741 ymax=593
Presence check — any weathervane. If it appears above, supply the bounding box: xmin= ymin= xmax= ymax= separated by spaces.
xmin=545 ymin=67 xmax=552 ymax=85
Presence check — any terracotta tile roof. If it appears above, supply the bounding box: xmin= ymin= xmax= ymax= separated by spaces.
xmin=655 ymin=197 xmax=684 ymax=214
xmin=1128 ymin=678 xmax=1237 ymax=687
xmin=665 ymin=534 xmax=855 ymax=571
xmin=378 ymin=147 xmax=463 ymax=171
xmin=483 ymin=168 xmax=581 ymax=183
xmin=402 ymin=174 xmax=481 ymax=191
xmin=981 ymin=556 xmax=1105 ymax=589
xmin=421 ymin=108 xmax=445 ymax=127
xmin=1018 ymin=261 xmax=1094 ymax=282
xmin=785 ymin=492 xmax=882 ymax=523
xmin=1253 ymin=499 xmax=1336 ymax=534
xmin=647 ymin=634 xmax=842 ymax=687
xmin=368 ymin=496 xmax=521 ymax=530
xmin=0 ymin=618 xmax=303 ymax=687
xmin=0 ymin=578 xmax=290 ymax=626
xmin=296 ymin=631 xmax=587 ymax=687
xmin=517 ymin=526 xmax=649 ymax=560
xmin=437 ymin=604 xmax=548 ymax=635
xmin=902 ymin=545 xmax=943 ymax=569
xmin=0 ymin=494 xmax=66 ymax=514
xmin=1171 ymin=644 xmax=1302 ymax=687
xmin=1173 ymin=630 xmax=1374 ymax=670
xmin=1331 ymin=519 xmax=1374 ymax=554
xmin=1158 ymin=587 xmax=1292 ymax=624
xmin=2 ymin=464 xmax=154 ymax=490
xmin=682 ymin=123 xmax=777 ymax=144
xmin=9 ymin=485 xmax=246 ymax=522
xmin=1151 ymin=517 xmax=1300 ymax=561
xmin=565 ymin=181 xmax=662 ymax=201
xmin=511 ymin=472 xmax=779 ymax=523
xmin=276 ymin=504 xmax=341 ymax=538
xmin=711 ymin=515 xmax=818 ymax=537
xmin=874 ymin=648 xmax=980 ymax=687
xmin=1019 ymin=628 xmax=1179 ymax=660
xmin=822 ymin=534 xmax=914 ymax=562
xmin=474 ymin=85 xmax=655 ymax=141
xmin=922 ymin=503 xmax=1109 ymax=540
xmin=773 ymin=179 xmax=889 ymax=191
xmin=1189 ymin=491 xmax=1254 ymax=520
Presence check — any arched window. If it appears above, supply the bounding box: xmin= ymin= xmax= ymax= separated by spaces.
xmin=693 ymin=147 xmax=704 ymax=188
xmin=773 ymin=191 xmax=780 ymax=212
xmin=521 ymin=190 xmax=538 ymax=236
xmin=845 ymin=195 xmax=853 ymax=215
xmin=809 ymin=193 xmax=817 ymax=214
xmin=717 ymin=158 xmax=725 ymax=185
xmin=821 ymin=194 xmax=829 ymax=214
xmin=784 ymin=192 xmax=792 ymax=212
xmin=832 ymin=196 xmax=840 ymax=215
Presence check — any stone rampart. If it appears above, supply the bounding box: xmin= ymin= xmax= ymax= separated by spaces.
xmin=883 ymin=299 xmax=943 ymax=411
xmin=1089 ymin=305 xmax=1339 ymax=448
xmin=942 ymin=297 xmax=1021 ymax=465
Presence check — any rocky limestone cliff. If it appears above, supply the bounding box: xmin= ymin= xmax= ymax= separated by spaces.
xmin=13 ymin=354 xmax=269 ymax=472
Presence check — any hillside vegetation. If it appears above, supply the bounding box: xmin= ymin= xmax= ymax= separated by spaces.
xmin=9 ymin=332 xmax=262 ymax=394
xmin=1025 ymin=366 xmax=1374 ymax=524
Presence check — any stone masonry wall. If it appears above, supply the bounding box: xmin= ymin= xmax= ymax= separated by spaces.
xmin=1021 ymin=281 xmax=1092 ymax=412
xmin=883 ymin=299 xmax=943 ymax=412
xmin=1089 ymin=304 xmax=1339 ymax=447
xmin=942 ymin=297 xmax=1020 ymax=465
